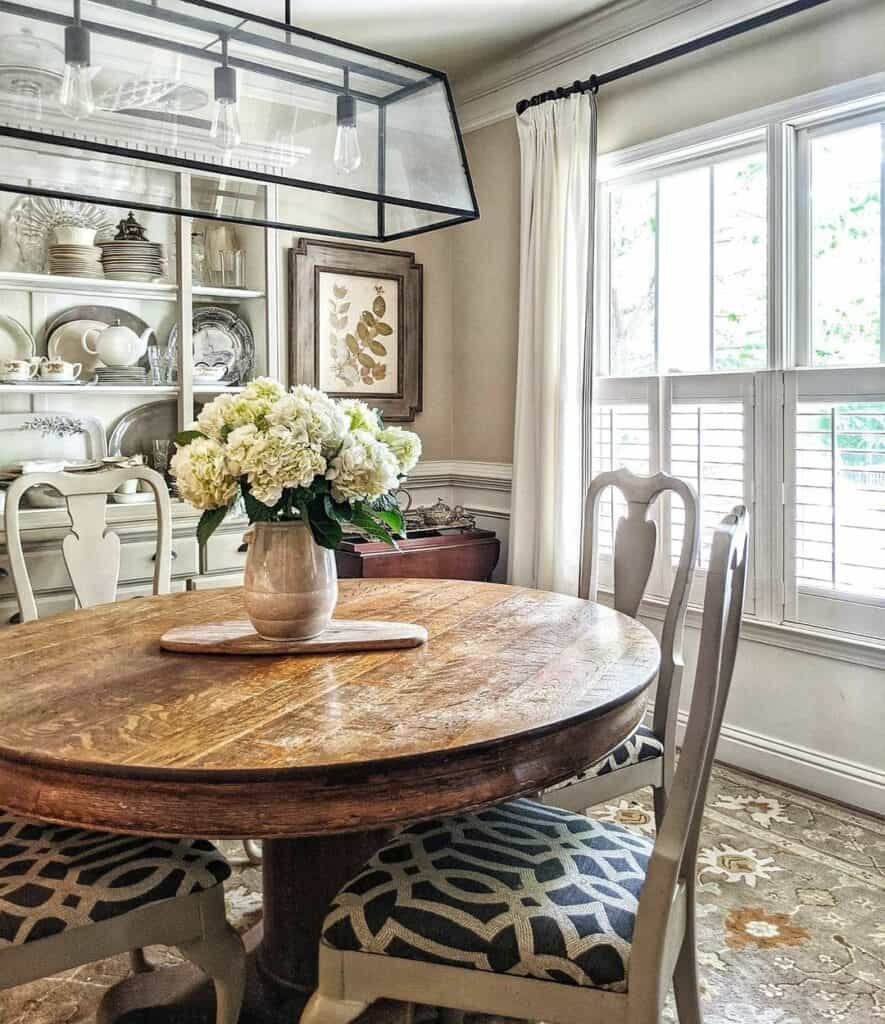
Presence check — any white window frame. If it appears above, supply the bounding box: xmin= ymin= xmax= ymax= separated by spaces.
xmin=593 ymin=72 xmax=885 ymax=661
xmin=783 ymin=366 xmax=885 ymax=639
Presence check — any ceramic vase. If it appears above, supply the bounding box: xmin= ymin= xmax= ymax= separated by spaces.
xmin=243 ymin=521 xmax=338 ymax=640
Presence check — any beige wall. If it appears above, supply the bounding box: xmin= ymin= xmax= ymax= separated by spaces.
xmin=451 ymin=120 xmax=521 ymax=463
xmin=451 ymin=0 xmax=885 ymax=463
xmin=276 ymin=228 xmax=455 ymax=461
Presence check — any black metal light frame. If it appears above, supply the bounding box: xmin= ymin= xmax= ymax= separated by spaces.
xmin=0 ymin=0 xmax=480 ymax=242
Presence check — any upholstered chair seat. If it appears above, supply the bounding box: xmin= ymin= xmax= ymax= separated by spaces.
xmin=549 ymin=725 xmax=665 ymax=790
xmin=322 ymin=798 xmax=654 ymax=994
xmin=0 ymin=812 xmax=231 ymax=947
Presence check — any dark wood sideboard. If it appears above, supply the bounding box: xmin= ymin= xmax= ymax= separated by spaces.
xmin=335 ymin=528 xmax=500 ymax=581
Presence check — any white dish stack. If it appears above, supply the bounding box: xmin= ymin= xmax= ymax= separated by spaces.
xmin=99 ymin=240 xmax=165 ymax=281
xmin=48 ymin=244 xmax=104 ymax=277
xmin=48 ymin=225 xmax=103 ymax=277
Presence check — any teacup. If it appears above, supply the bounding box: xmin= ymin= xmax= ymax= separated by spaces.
xmin=2 ymin=359 xmax=38 ymax=380
xmin=28 ymin=356 xmax=46 ymax=370
xmin=40 ymin=359 xmax=81 ymax=381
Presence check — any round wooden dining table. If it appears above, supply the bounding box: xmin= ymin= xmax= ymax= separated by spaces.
xmin=0 ymin=578 xmax=660 ymax=1023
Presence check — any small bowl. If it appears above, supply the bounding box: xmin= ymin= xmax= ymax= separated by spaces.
xmin=54 ymin=225 xmax=96 ymax=246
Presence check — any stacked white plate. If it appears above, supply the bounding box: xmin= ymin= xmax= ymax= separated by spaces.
xmin=95 ymin=366 xmax=149 ymax=385
xmin=99 ymin=240 xmax=165 ymax=282
xmin=48 ymin=244 xmax=104 ymax=278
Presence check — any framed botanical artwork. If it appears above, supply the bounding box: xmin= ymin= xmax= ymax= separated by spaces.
xmin=290 ymin=239 xmax=423 ymax=422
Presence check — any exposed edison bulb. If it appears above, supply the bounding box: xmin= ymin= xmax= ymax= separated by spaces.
xmin=211 ymin=97 xmax=241 ymax=152
xmin=333 ymin=123 xmax=361 ymax=174
xmin=59 ymin=62 xmax=94 ymax=120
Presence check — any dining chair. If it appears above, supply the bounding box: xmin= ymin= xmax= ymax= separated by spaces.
xmin=302 ymin=506 xmax=748 ymax=1024
xmin=2 ymin=466 xmax=246 ymax=1022
xmin=543 ymin=468 xmax=699 ymax=826
xmin=4 ymin=465 xmax=172 ymax=621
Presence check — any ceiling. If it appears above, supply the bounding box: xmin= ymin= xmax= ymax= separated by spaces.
xmin=224 ymin=0 xmax=613 ymax=79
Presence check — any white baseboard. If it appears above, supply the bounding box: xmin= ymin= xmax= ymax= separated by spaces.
xmin=668 ymin=709 xmax=885 ymax=817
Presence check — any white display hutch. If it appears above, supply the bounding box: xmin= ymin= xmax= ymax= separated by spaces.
xmin=0 ymin=141 xmax=281 ymax=623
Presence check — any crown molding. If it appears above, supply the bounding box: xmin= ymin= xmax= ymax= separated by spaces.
xmin=455 ymin=0 xmax=703 ymax=108
xmin=455 ymin=0 xmax=843 ymax=133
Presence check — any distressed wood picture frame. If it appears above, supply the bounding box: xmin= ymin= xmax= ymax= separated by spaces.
xmin=290 ymin=239 xmax=423 ymax=422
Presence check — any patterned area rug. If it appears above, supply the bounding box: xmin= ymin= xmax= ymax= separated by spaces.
xmin=1 ymin=763 xmax=883 ymax=1023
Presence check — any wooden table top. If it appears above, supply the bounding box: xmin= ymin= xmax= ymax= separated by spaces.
xmin=0 ymin=579 xmax=660 ymax=838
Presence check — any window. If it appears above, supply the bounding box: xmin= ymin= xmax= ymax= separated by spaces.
xmin=603 ymin=148 xmax=768 ymax=377
xmin=800 ymin=118 xmax=883 ymax=367
xmin=596 ymin=90 xmax=885 ymax=646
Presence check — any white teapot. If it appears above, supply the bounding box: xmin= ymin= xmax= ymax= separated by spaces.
xmin=83 ymin=320 xmax=152 ymax=368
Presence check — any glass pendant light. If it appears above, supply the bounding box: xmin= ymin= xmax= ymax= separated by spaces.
xmin=210 ymin=35 xmax=241 ymax=153
xmin=333 ymin=69 xmax=361 ymax=174
xmin=59 ymin=0 xmax=94 ymax=120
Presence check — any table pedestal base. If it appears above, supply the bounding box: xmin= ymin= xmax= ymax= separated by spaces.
xmin=96 ymin=830 xmax=393 ymax=1024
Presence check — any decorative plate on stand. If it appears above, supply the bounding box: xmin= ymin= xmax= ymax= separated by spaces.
xmin=167 ymin=306 xmax=254 ymax=385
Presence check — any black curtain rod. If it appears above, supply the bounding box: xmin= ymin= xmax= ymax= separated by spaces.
xmin=516 ymin=0 xmax=835 ymax=115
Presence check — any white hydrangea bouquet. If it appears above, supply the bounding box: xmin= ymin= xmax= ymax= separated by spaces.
xmin=171 ymin=378 xmax=421 ymax=549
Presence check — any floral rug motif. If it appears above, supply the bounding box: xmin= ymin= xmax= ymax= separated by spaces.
xmin=0 ymin=763 xmax=883 ymax=1023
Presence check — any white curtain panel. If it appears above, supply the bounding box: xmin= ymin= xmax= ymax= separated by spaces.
xmin=508 ymin=92 xmax=597 ymax=594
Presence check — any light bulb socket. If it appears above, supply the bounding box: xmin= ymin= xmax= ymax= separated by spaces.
xmin=337 ymin=92 xmax=356 ymax=128
xmin=64 ymin=23 xmax=90 ymax=66
xmin=214 ymin=64 xmax=237 ymax=104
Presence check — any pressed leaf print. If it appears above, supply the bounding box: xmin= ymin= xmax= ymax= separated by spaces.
xmin=318 ymin=271 xmax=398 ymax=394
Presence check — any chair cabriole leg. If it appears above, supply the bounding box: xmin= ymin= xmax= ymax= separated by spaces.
xmin=300 ymin=991 xmax=370 ymax=1024
xmin=177 ymin=921 xmax=246 ymax=1024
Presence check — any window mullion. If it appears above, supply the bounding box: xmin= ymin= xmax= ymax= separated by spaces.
xmin=880 ymin=122 xmax=885 ymax=363
xmin=709 ymin=164 xmax=716 ymax=372
xmin=653 ymin=180 xmax=661 ymax=374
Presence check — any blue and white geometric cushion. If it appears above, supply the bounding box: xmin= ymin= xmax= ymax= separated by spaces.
xmin=0 ymin=811 xmax=231 ymax=947
xmin=322 ymin=798 xmax=654 ymax=993
xmin=549 ymin=725 xmax=665 ymax=792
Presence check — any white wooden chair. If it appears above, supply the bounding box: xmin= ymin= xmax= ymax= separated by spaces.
xmin=4 ymin=465 xmax=172 ymax=621
xmin=301 ymin=506 xmax=748 ymax=1024
xmin=543 ymin=468 xmax=699 ymax=825
xmin=1 ymin=467 xmax=245 ymax=1023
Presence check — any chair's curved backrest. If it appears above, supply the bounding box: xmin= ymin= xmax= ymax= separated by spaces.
xmin=629 ymin=506 xmax=749 ymax=1003
xmin=4 ymin=466 xmax=172 ymax=622
xmin=581 ymin=468 xmax=699 ymax=762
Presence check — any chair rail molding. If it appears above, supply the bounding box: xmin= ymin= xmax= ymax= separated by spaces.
xmin=455 ymin=0 xmax=842 ymax=133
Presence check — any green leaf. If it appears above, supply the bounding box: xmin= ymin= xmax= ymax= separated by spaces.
xmin=373 ymin=295 xmax=386 ymax=318
xmin=197 ymin=505 xmax=228 ymax=546
xmin=323 ymin=495 xmax=351 ymax=524
xmin=174 ymin=429 xmax=203 ymax=446
xmin=349 ymin=506 xmax=398 ymax=548
xmin=371 ymin=491 xmax=399 ymax=513
xmin=306 ymin=496 xmax=343 ymax=549
xmin=372 ymin=506 xmax=405 ymax=537
xmin=374 ymin=321 xmax=393 ymax=336
xmin=242 ymin=484 xmax=281 ymax=522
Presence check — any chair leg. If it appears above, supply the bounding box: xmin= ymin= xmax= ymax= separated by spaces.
xmin=128 ymin=947 xmax=154 ymax=974
xmin=300 ymin=991 xmax=370 ymax=1024
xmin=652 ymin=784 xmax=667 ymax=829
xmin=243 ymin=839 xmax=263 ymax=863
xmin=178 ymin=921 xmax=246 ymax=1024
xmin=438 ymin=1010 xmax=464 ymax=1024
xmin=672 ymin=883 xmax=702 ymax=1024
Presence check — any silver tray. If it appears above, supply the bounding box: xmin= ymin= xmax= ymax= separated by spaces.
xmin=108 ymin=400 xmax=178 ymax=458
xmin=167 ymin=306 xmax=254 ymax=385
